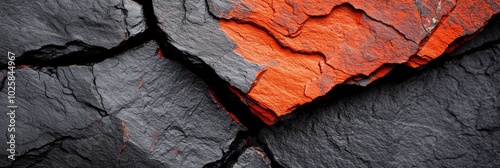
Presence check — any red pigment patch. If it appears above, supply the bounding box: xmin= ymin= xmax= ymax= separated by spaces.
xmin=217 ymin=0 xmax=499 ymax=124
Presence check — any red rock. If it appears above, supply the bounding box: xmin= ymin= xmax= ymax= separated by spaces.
xmin=216 ymin=0 xmax=500 ymax=124
xmin=416 ymin=1 xmax=500 ymax=65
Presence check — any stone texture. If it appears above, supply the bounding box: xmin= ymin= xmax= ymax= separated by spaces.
xmin=0 ymin=42 xmax=243 ymax=167
xmin=150 ymin=0 xmax=500 ymax=124
xmin=93 ymin=42 xmax=243 ymax=167
xmin=0 ymin=0 xmax=145 ymax=66
xmin=233 ymin=147 xmax=271 ymax=168
xmin=260 ymin=43 xmax=500 ymax=167
xmin=186 ymin=0 xmax=499 ymax=124
xmin=1 ymin=0 xmax=500 ymax=167
xmin=450 ymin=15 xmax=500 ymax=57
xmin=152 ymin=0 xmax=262 ymax=93
xmin=416 ymin=1 xmax=500 ymax=64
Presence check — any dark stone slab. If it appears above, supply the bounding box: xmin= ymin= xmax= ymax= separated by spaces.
xmin=93 ymin=42 xmax=244 ymax=167
xmin=0 ymin=0 xmax=145 ymax=66
xmin=0 ymin=42 xmax=243 ymax=167
xmin=261 ymin=44 xmax=500 ymax=167
xmin=234 ymin=147 xmax=271 ymax=168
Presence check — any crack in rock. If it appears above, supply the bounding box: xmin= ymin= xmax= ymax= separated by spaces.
xmin=1 ymin=0 xmax=499 ymax=167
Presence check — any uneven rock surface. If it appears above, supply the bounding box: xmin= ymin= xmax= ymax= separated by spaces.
xmin=153 ymin=0 xmax=500 ymax=123
xmin=0 ymin=0 xmax=499 ymax=167
xmin=234 ymin=147 xmax=271 ymax=168
xmin=218 ymin=0 xmax=500 ymax=123
xmin=0 ymin=42 xmax=243 ymax=167
xmin=0 ymin=0 xmax=145 ymax=66
xmin=152 ymin=0 xmax=262 ymax=93
xmin=261 ymin=42 xmax=500 ymax=168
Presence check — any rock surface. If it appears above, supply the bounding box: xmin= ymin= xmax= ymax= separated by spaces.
xmin=211 ymin=0 xmax=500 ymax=123
xmin=234 ymin=147 xmax=271 ymax=168
xmin=150 ymin=0 xmax=500 ymax=124
xmin=0 ymin=0 xmax=145 ymax=66
xmin=152 ymin=0 xmax=262 ymax=93
xmin=0 ymin=0 xmax=499 ymax=167
xmin=260 ymin=42 xmax=500 ymax=167
xmin=0 ymin=42 xmax=243 ymax=167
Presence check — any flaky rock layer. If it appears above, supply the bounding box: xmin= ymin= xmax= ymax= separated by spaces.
xmin=206 ymin=0 xmax=500 ymax=124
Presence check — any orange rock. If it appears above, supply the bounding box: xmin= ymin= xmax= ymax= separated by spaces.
xmin=417 ymin=1 xmax=499 ymax=61
xmin=215 ymin=0 xmax=500 ymax=124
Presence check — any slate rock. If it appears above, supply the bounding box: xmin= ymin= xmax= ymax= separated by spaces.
xmin=260 ymin=44 xmax=500 ymax=167
xmin=0 ymin=42 xmax=243 ymax=167
xmin=153 ymin=0 xmax=500 ymax=124
xmin=93 ymin=42 xmax=244 ymax=167
xmin=0 ymin=0 xmax=145 ymax=66
xmin=233 ymin=147 xmax=271 ymax=168
xmin=0 ymin=66 xmax=105 ymax=166
xmin=152 ymin=0 xmax=262 ymax=93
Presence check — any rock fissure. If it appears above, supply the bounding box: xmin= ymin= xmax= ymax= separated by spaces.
xmin=2 ymin=0 xmax=499 ymax=167
xmin=140 ymin=0 xmax=285 ymax=166
xmin=5 ymin=31 xmax=153 ymax=69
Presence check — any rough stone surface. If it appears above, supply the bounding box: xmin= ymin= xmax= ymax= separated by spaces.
xmin=150 ymin=0 xmax=500 ymax=124
xmin=152 ymin=0 xmax=262 ymax=93
xmin=124 ymin=0 xmax=147 ymax=37
xmin=1 ymin=1 xmax=500 ymax=167
xmin=261 ymin=44 xmax=500 ymax=167
xmin=0 ymin=42 xmax=243 ymax=167
xmin=211 ymin=0 xmax=500 ymax=123
xmin=233 ymin=147 xmax=271 ymax=168
xmin=93 ymin=42 xmax=243 ymax=167
xmin=0 ymin=0 xmax=144 ymax=66
xmin=450 ymin=15 xmax=500 ymax=57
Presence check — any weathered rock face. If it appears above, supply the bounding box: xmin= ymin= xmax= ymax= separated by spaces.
xmin=260 ymin=42 xmax=500 ymax=168
xmin=154 ymin=0 xmax=500 ymax=124
xmin=93 ymin=42 xmax=244 ymax=167
xmin=0 ymin=0 xmax=145 ymax=66
xmin=152 ymin=0 xmax=262 ymax=93
xmin=0 ymin=42 xmax=243 ymax=167
xmin=1 ymin=0 xmax=500 ymax=167
xmin=219 ymin=0 xmax=500 ymax=123
xmin=234 ymin=147 xmax=271 ymax=168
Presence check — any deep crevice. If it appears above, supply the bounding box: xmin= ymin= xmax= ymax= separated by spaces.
xmin=138 ymin=0 xmax=500 ymax=167
xmin=138 ymin=0 xmax=283 ymax=167
xmin=8 ymin=0 xmax=491 ymax=167
xmin=203 ymin=131 xmax=250 ymax=168
xmin=140 ymin=0 xmax=268 ymax=134
xmin=2 ymin=31 xmax=154 ymax=69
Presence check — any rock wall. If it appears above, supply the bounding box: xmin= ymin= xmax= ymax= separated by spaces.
xmin=0 ymin=0 xmax=499 ymax=167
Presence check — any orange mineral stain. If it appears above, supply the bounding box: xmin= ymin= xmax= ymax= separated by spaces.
xmin=217 ymin=0 xmax=500 ymax=124
xmin=417 ymin=1 xmax=499 ymax=61
xmin=119 ymin=121 xmax=131 ymax=154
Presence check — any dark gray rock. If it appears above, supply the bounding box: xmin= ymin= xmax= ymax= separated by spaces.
xmin=260 ymin=44 xmax=500 ymax=167
xmin=234 ymin=147 xmax=271 ymax=168
xmin=0 ymin=0 xmax=145 ymax=66
xmin=0 ymin=66 xmax=104 ymax=166
xmin=124 ymin=0 xmax=147 ymax=37
xmin=207 ymin=0 xmax=245 ymax=19
xmin=93 ymin=42 xmax=243 ymax=167
xmin=1 ymin=114 xmax=165 ymax=167
xmin=1 ymin=1 xmax=499 ymax=167
xmin=0 ymin=42 xmax=243 ymax=167
xmin=152 ymin=0 xmax=261 ymax=93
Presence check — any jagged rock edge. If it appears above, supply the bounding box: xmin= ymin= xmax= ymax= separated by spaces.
xmin=1 ymin=31 xmax=153 ymax=69
xmin=138 ymin=0 xmax=284 ymax=167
